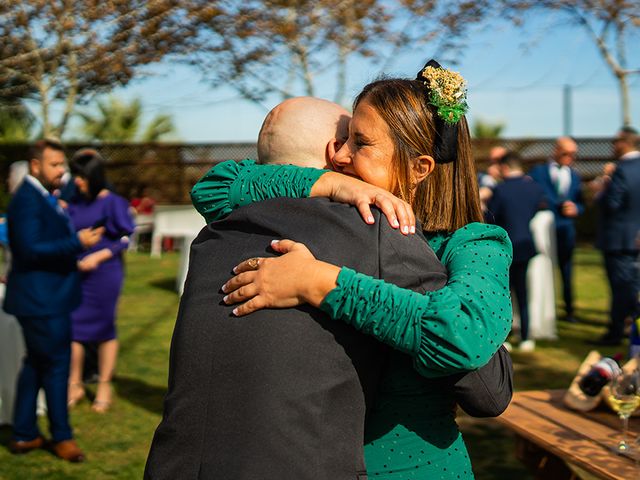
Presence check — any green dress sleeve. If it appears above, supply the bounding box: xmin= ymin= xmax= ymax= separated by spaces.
xmin=320 ymin=222 xmax=513 ymax=378
xmin=190 ymin=159 xmax=327 ymax=223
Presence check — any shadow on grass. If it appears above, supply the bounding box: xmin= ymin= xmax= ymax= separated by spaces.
xmin=115 ymin=376 xmax=167 ymax=416
xmin=0 ymin=425 xmax=12 ymax=450
xmin=576 ymin=307 xmax=608 ymax=317
xmin=149 ymin=277 xmax=178 ymax=293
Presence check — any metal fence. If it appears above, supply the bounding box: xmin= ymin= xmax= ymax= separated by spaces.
xmin=0 ymin=138 xmax=614 ymax=206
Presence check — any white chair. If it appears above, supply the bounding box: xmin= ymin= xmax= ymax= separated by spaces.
xmin=128 ymin=213 xmax=154 ymax=252
xmin=149 ymin=205 xmax=206 ymax=294
xmin=150 ymin=205 xmax=205 ymax=258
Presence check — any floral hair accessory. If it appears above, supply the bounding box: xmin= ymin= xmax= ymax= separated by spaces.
xmin=418 ymin=61 xmax=468 ymax=124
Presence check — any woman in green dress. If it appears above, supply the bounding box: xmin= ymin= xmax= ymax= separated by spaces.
xmin=191 ymin=63 xmax=512 ymax=479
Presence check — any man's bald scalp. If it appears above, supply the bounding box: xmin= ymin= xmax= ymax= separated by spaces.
xmin=257 ymin=97 xmax=350 ymax=168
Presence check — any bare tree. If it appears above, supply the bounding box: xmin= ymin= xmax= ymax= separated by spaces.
xmin=189 ymin=0 xmax=484 ymax=106
xmin=499 ymin=1 xmax=640 ymax=126
xmin=0 ymin=0 xmax=196 ymax=137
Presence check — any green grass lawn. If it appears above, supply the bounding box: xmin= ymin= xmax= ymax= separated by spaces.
xmin=0 ymin=247 xmax=623 ymax=479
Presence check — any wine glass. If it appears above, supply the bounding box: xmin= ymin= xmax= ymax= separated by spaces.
xmin=608 ymin=369 xmax=640 ymax=454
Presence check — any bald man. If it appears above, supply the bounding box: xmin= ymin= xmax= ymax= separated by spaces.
xmin=529 ymin=137 xmax=584 ymax=323
xmin=257 ymin=97 xmax=350 ymax=168
xmin=145 ymin=98 xmax=448 ymax=479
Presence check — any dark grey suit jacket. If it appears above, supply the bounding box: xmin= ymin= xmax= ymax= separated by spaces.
xmin=145 ymin=197 xmax=447 ymax=480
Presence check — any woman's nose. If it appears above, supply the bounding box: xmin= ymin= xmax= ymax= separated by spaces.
xmin=330 ymin=143 xmax=352 ymax=171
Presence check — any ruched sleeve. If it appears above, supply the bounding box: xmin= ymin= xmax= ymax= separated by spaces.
xmin=190 ymin=159 xmax=328 ymax=223
xmin=104 ymin=194 xmax=135 ymax=256
xmin=320 ymin=223 xmax=513 ymax=378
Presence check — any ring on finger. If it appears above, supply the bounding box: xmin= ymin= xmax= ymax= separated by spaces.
xmin=247 ymin=257 xmax=261 ymax=270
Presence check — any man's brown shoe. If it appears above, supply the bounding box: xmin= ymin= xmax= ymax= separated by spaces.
xmin=52 ymin=439 xmax=85 ymax=463
xmin=9 ymin=436 xmax=45 ymax=454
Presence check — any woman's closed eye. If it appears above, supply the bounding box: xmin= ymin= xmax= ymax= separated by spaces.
xmin=354 ymin=134 xmax=372 ymax=149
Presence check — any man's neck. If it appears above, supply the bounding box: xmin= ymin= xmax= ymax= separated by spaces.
xmin=25 ymin=174 xmax=52 ymax=194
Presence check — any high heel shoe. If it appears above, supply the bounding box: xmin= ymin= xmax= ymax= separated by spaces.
xmin=67 ymin=382 xmax=85 ymax=407
xmin=91 ymin=381 xmax=113 ymax=413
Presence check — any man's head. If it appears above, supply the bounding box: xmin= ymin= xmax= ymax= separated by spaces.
xmin=498 ymin=151 xmax=523 ymax=176
xmin=613 ymin=126 xmax=639 ymax=159
xmin=257 ymin=97 xmax=350 ymax=168
xmin=553 ymin=136 xmax=578 ymax=167
xmin=488 ymin=146 xmax=507 ymax=164
xmin=29 ymin=138 xmax=66 ymax=191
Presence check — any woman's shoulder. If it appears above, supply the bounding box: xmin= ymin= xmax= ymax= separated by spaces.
xmin=452 ymin=222 xmax=508 ymax=240
xmin=427 ymin=222 xmax=507 ymax=242
xmin=427 ymin=223 xmax=510 ymax=256
xmin=101 ymin=190 xmax=128 ymax=206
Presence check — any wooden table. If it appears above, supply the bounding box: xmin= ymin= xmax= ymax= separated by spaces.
xmin=497 ymin=390 xmax=639 ymax=480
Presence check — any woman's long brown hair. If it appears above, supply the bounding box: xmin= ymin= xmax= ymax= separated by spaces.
xmin=354 ymin=78 xmax=483 ymax=232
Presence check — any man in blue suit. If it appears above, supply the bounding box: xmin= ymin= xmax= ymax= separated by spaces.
xmin=529 ymin=137 xmax=584 ymax=323
xmin=592 ymin=127 xmax=640 ymax=346
xmin=4 ymin=138 xmax=103 ymax=462
xmin=488 ymin=152 xmax=545 ymax=352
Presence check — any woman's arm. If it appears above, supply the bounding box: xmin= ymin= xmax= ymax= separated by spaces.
xmin=190 ymin=160 xmax=326 ymax=224
xmin=191 ymin=160 xmax=415 ymax=232
xmin=224 ymin=223 xmax=513 ymax=378
xmin=322 ymin=223 xmax=513 ymax=377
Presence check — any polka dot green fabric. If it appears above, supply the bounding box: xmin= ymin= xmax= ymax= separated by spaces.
xmin=190 ymin=159 xmax=328 ymax=224
xmin=321 ymin=223 xmax=513 ymax=378
xmin=364 ymin=352 xmax=473 ymax=479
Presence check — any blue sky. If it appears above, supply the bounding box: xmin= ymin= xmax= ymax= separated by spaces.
xmin=58 ymin=13 xmax=640 ymax=142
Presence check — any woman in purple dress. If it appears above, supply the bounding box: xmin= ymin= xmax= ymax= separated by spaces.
xmin=65 ymin=149 xmax=135 ymax=413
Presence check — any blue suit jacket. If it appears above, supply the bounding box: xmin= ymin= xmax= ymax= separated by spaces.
xmin=487 ymin=175 xmax=545 ymax=263
xmin=596 ymin=154 xmax=640 ymax=252
xmin=3 ymin=179 xmax=83 ymax=317
xmin=529 ymin=163 xmax=584 ymax=232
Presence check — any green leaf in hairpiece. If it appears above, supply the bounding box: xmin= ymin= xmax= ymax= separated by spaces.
xmin=420 ymin=65 xmax=469 ymax=125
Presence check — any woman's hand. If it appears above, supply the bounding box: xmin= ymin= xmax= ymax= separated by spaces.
xmin=76 ymin=248 xmax=113 ymax=272
xmin=222 ymin=240 xmax=341 ymax=316
xmin=77 ymin=255 xmax=100 ymax=272
xmin=311 ymin=172 xmax=416 ymax=235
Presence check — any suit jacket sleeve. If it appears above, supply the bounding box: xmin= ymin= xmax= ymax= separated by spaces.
xmin=9 ymin=194 xmax=82 ymax=265
xmin=571 ymin=172 xmax=585 ymax=215
xmin=103 ymin=194 xmax=136 ymax=256
xmin=321 ymin=223 xmax=513 ymax=378
xmin=598 ymin=166 xmax=627 ymax=213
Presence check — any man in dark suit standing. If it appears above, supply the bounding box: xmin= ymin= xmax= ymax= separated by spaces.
xmin=488 ymin=152 xmax=545 ymax=352
xmin=145 ymin=98 xmax=449 ymax=480
xmin=529 ymin=137 xmax=584 ymax=323
xmin=592 ymin=127 xmax=640 ymax=346
xmin=4 ymin=138 xmax=103 ymax=462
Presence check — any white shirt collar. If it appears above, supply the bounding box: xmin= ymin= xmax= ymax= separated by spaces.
xmin=25 ymin=175 xmax=51 ymax=196
xmin=620 ymin=151 xmax=640 ymax=161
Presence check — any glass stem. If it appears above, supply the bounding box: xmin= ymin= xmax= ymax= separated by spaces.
xmin=620 ymin=414 xmax=630 ymax=449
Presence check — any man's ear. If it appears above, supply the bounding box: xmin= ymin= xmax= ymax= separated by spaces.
xmin=326 ymin=137 xmax=345 ymax=167
xmin=412 ymin=155 xmax=435 ymax=184
xmin=29 ymin=158 xmax=40 ymax=177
